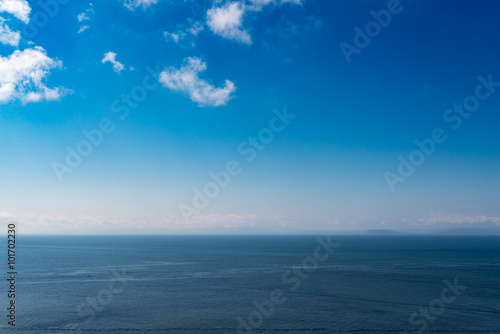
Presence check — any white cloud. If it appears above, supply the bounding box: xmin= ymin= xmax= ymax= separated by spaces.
xmin=101 ymin=51 xmax=125 ymax=73
xmin=187 ymin=21 xmax=204 ymax=36
xmin=163 ymin=21 xmax=204 ymax=48
xmin=164 ymin=31 xmax=184 ymax=44
xmin=206 ymin=0 xmax=303 ymax=44
xmin=207 ymin=1 xmax=251 ymax=44
xmin=0 ymin=46 xmax=69 ymax=104
xmin=77 ymin=3 xmax=94 ymax=33
xmin=0 ymin=1 xmax=69 ymax=104
xmin=0 ymin=0 xmax=30 ymax=23
xmin=0 ymin=17 xmax=20 ymax=46
xmin=122 ymin=0 xmax=158 ymax=11
xmin=159 ymin=57 xmax=236 ymax=107
xmin=77 ymin=12 xmax=89 ymax=22
xmin=78 ymin=25 xmax=89 ymax=33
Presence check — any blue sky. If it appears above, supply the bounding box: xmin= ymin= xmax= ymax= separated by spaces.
xmin=1 ymin=0 xmax=499 ymax=234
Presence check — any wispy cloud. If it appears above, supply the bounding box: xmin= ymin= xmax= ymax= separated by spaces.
xmin=179 ymin=214 xmax=261 ymax=228
xmin=375 ymin=213 xmax=500 ymax=230
xmin=416 ymin=212 xmax=500 ymax=225
xmin=77 ymin=3 xmax=94 ymax=33
xmin=159 ymin=57 xmax=236 ymax=107
xmin=78 ymin=25 xmax=89 ymax=33
xmin=164 ymin=31 xmax=184 ymax=43
xmin=122 ymin=0 xmax=159 ymax=11
xmin=248 ymin=0 xmax=303 ymax=9
xmin=163 ymin=20 xmax=204 ymax=47
xmin=4 ymin=210 xmax=499 ymax=235
xmin=77 ymin=12 xmax=89 ymax=22
xmin=0 ymin=46 xmax=69 ymax=104
xmin=0 ymin=17 xmax=19 ymax=46
xmin=248 ymin=0 xmax=275 ymax=6
xmin=0 ymin=211 xmax=265 ymax=234
xmin=188 ymin=20 xmax=204 ymax=36
xmin=280 ymin=0 xmax=302 ymax=4
xmin=101 ymin=51 xmax=125 ymax=73
xmin=0 ymin=0 xmax=31 ymax=23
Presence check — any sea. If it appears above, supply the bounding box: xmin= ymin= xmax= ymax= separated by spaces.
xmin=0 ymin=235 xmax=498 ymax=333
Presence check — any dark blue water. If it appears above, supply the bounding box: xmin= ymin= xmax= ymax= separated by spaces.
xmin=1 ymin=235 xmax=499 ymax=333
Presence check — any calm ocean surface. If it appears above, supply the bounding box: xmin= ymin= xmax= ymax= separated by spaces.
xmin=0 ymin=235 xmax=499 ymax=333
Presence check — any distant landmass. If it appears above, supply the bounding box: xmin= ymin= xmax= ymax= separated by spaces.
xmin=426 ymin=228 xmax=500 ymax=236
xmin=360 ymin=228 xmax=500 ymax=236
